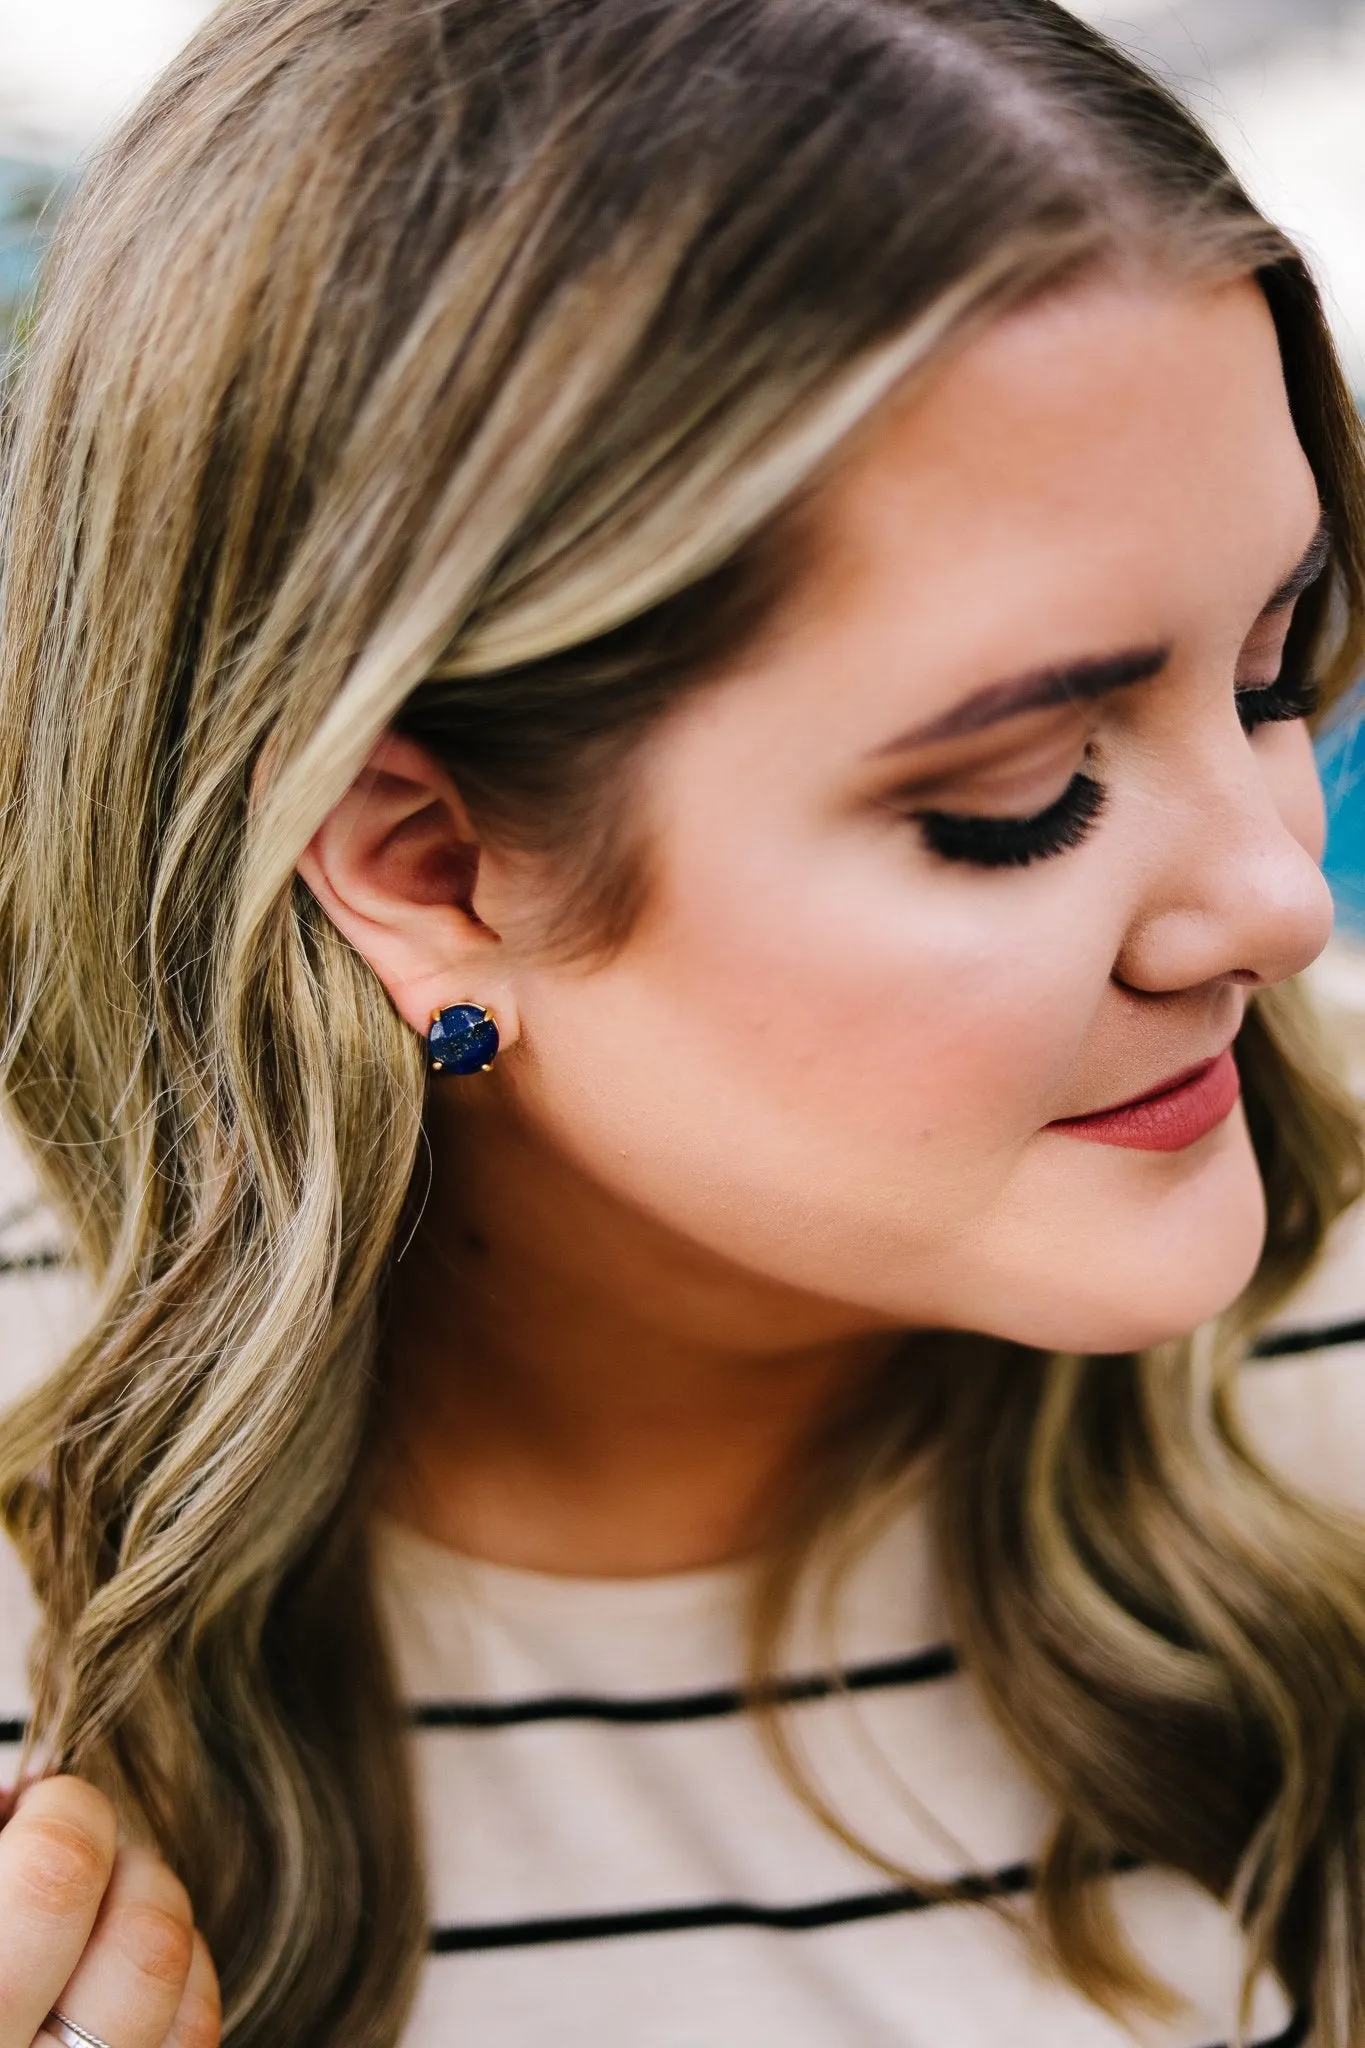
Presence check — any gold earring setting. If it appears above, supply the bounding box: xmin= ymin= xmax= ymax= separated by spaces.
xmin=428 ymin=1003 xmax=500 ymax=1075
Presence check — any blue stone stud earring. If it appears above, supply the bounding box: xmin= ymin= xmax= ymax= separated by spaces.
xmin=428 ymin=1002 xmax=500 ymax=1076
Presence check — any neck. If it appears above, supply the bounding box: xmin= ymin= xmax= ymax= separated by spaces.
xmin=374 ymin=1092 xmax=897 ymax=1576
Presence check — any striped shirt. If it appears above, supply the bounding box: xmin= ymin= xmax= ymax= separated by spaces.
xmin=3 ymin=1101 xmax=1365 ymax=2045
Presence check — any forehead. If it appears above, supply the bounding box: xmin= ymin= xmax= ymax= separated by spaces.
xmin=642 ymin=278 xmax=1323 ymax=809
xmin=777 ymin=277 xmax=1317 ymax=661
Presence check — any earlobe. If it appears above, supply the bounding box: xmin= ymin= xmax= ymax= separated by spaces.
xmin=294 ymin=730 xmax=522 ymax=1052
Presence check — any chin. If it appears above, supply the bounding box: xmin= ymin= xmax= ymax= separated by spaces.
xmin=1021 ymin=1269 xmax=1260 ymax=1355
xmin=977 ymin=1130 xmax=1270 ymax=1355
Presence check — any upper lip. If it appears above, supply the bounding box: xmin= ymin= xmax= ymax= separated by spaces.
xmin=1051 ymin=1048 xmax=1231 ymax=1125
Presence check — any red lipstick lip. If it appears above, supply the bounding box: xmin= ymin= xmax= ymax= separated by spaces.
xmin=1089 ymin=1056 xmax=1220 ymax=1118
xmin=1046 ymin=1047 xmax=1242 ymax=1154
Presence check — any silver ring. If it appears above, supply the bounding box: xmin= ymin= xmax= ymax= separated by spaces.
xmin=44 ymin=2013 xmax=116 ymax=2048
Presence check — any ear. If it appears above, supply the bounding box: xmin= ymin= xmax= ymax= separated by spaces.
xmin=296 ymin=731 xmax=521 ymax=1049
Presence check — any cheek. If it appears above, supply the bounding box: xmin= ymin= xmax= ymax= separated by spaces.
xmin=514 ymin=819 xmax=1118 ymax=1281
xmin=968 ymin=1109 xmax=1269 ymax=1352
xmin=656 ymin=851 xmax=1097 ymax=1147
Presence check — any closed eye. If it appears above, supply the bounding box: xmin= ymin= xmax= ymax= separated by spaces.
xmin=913 ymin=771 xmax=1108 ymax=869
xmin=1236 ymin=673 xmax=1321 ymax=733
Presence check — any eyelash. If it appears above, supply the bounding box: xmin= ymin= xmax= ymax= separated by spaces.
xmin=1235 ymin=671 xmax=1321 ymax=732
xmin=914 ymin=771 xmax=1108 ymax=870
xmin=911 ymin=671 xmax=1321 ymax=871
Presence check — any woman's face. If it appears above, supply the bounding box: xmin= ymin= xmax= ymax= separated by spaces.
xmin=458 ymin=278 xmax=1334 ymax=1354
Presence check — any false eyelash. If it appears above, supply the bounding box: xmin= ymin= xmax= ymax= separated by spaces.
xmin=914 ymin=770 xmax=1108 ymax=869
xmin=1236 ymin=673 xmax=1322 ymax=732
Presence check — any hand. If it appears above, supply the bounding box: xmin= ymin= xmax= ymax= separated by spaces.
xmin=0 ymin=1778 xmax=220 ymax=2048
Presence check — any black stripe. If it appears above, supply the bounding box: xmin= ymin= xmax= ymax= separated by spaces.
xmin=1202 ymin=2011 xmax=1310 ymax=2048
xmin=0 ymin=1648 xmax=958 ymax=1751
xmin=429 ymin=1851 xmax=1146 ymax=1954
xmin=429 ymin=1886 xmax=1305 ymax=2048
xmin=429 ymin=1861 xmax=1040 ymax=1952
xmin=0 ymin=1649 xmax=960 ymax=1750
xmin=0 ymin=1250 xmax=65 ymax=1275
xmin=1252 ymin=1315 xmax=1365 ymax=1359
xmin=412 ymin=1645 xmax=958 ymax=1731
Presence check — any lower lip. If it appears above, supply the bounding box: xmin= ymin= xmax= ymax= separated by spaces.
xmin=1047 ymin=1048 xmax=1242 ymax=1153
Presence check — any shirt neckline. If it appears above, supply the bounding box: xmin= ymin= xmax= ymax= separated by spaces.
xmin=371 ymin=1509 xmax=753 ymax=1629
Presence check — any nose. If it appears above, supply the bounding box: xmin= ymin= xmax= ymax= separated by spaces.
xmin=1113 ymin=729 xmax=1334 ymax=997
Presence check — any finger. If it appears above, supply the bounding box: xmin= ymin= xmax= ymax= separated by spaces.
xmin=42 ymin=1844 xmax=195 ymax=2048
xmin=163 ymin=1933 xmax=221 ymax=2048
xmin=0 ymin=1776 xmax=116 ymax=2048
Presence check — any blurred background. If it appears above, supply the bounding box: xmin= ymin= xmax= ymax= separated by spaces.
xmin=3 ymin=0 xmax=1365 ymax=929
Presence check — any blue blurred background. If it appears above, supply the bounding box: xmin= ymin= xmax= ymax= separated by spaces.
xmin=2 ymin=0 xmax=1365 ymax=929
xmin=1320 ymin=710 xmax=1365 ymax=931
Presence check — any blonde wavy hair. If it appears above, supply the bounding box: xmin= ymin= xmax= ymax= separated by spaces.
xmin=3 ymin=1 xmax=1365 ymax=2043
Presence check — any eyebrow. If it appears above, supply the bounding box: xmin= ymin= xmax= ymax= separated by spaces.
xmin=1264 ymin=512 xmax=1332 ymax=613
xmin=877 ymin=513 xmax=1333 ymax=754
xmin=877 ymin=646 xmax=1170 ymax=750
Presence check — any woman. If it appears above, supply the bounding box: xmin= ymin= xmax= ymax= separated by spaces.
xmin=2 ymin=0 xmax=1365 ymax=2043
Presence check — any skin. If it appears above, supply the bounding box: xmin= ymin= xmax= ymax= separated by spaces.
xmin=0 ymin=1778 xmax=220 ymax=2048
xmin=297 ymin=274 xmax=1332 ymax=1581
